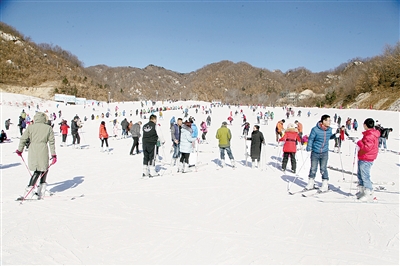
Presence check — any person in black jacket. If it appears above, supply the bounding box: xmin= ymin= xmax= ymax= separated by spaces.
xmin=121 ymin=118 xmax=129 ymax=138
xmin=71 ymin=116 xmax=82 ymax=148
xmin=142 ymin=115 xmax=159 ymax=177
xmin=0 ymin=130 xmax=7 ymax=143
xmin=246 ymin=125 xmax=265 ymax=169
xmin=379 ymin=127 xmax=393 ymax=152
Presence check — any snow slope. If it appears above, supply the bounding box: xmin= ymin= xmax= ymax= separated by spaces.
xmin=1 ymin=92 xmax=399 ymax=264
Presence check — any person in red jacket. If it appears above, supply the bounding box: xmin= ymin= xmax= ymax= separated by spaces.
xmin=60 ymin=120 xmax=70 ymax=147
xmin=99 ymin=121 xmax=109 ymax=152
xmin=355 ymin=118 xmax=380 ymax=201
xmin=279 ymin=123 xmax=301 ymax=173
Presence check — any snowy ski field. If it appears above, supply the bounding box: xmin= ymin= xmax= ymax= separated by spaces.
xmin=1 ymin=92 xmax=399 ymax=264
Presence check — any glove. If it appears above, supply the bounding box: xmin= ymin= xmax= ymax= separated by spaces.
xmin=51 ymin=155 xmax=57 ymax=165
xmin=16 ymin=150 xmax=22 ymax=156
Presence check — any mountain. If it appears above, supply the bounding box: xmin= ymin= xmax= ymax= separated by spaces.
xmin=1 ymin=22 xmax=399 ymax=110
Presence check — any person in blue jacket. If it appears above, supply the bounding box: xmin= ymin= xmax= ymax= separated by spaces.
xmin=189 ymin=117 xmax=198 ymax=138
xmin=305 ymin=114 xmax=337 ymax=192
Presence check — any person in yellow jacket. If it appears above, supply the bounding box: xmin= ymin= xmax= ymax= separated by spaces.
xmin=216 ymin=121 xmax=235 ymax=168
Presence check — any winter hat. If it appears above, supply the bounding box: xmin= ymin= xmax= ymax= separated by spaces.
xmin=222 ymin=121 xmax=228 ymax=125
xmin=287 ymin=123 xmax=295 ymax=129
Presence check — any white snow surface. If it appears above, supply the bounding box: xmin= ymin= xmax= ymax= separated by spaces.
xmin=1 ymin=92 xmax=399 ymax=265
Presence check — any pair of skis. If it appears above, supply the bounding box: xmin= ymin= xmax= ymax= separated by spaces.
xmin=288 ymin=187 xmax=333 ymax=197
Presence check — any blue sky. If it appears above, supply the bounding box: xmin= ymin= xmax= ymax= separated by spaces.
xmin=0 ymin=0 xmax=399 ymax=73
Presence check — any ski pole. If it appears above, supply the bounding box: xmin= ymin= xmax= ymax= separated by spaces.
xmin=287 ymin=152 xmax=310 ymax=192
xmin=348 ymin=145 xmax=358 ymax=196
xmin=19 ymin=155 xmax=32 ymax=177
xmin=338 ymin=148 xmax=346 ymax=181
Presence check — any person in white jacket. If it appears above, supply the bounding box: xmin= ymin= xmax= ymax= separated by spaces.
xmin=178 ymin=121 xmax=196 ymax=173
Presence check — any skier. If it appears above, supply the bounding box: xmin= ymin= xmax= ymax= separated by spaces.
xmin=216 ymin=121 xmax=235 ymax=168
xmin=353 ymin=119 xmax=358 ymax=131
xmin=71 ymin=115 xmax=82 ymax=148
xmin=121 ymin=118 xmax=129 ymax=138
xmin=18 ymin=116 xmax=26 ymax=136
xmin=142 ymin=114 xmax=159 ymax=177
xmin=305 ymin=115 xmax=337 ymax=192
xmin=178 ymin=120 xmax=196 ymax=173
xmin=355 ymin=118 xmax=380 ymax=201
xmin=242 ymin=121 xmax=250 ymax=137
xmin=170 ymin=116 xmax=176 ymax=128
xmin=275 ymin=119 xmax=285 ymax=143
xmin=170 ymin=117 xmax=182 ymax=166
xmin=334 ymin=125 xmax=349 ymax=153
xmin=0 ymin=130 xmax=8 ymax=143
xmin=279 ymin=123 xmax=301 ymax=173
xmin=294 ymin=120 xmax=303 ymax=144
xmin=99 ymin=121 xmax=109 ymax=152
xmin=379 ymin=127 xmax=393 ymax=152
xmin=206 ymin=115 xmax=211 ymax=127
xmin=337 ymin=116 xmax=342 ymax=127
xmin=5 ymin=118 xmax=12 ymax=130
xmin=129 ymin=121 xmax=142 ymax=155
xmin=15 ymin=112 xmax=57 ymax=199
xmin=246 ymin=125 xmax=265 ymax=169
xmin=60 ymin=119 xmax=70 ymax=147
xmin=200 ymin=121 xmax=208 ymax=143
xmin=112 ymin=120 xmax=119 ymax=138
xmin=189 ymin=117 xmax=198 ymax=139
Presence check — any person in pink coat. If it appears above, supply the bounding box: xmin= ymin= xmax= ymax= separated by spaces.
xmin=355 ymin=118 xmax=380 ymax=201
xmin=200 ymin=121 xmax=208 ymax=143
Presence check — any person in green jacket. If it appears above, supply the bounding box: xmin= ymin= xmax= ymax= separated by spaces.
xmin=216 ymin=121 xmax=235 ymax=168
xmin=16 ymin=112 xmax=57 ymax=199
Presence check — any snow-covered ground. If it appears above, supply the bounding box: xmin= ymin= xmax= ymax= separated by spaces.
xmin=1 ymin=92 xmax=399 ymax=264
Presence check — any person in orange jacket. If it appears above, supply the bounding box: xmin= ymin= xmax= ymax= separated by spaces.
xmin=295 ymin=120 xmax=303 ymax=143
xmin=99 ymin=121 xmax=109 ymax=152
xmin=275 ymin=119 xmax=285 ymax=143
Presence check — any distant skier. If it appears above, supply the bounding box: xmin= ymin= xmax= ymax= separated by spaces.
xmin=200 ymin=121 xmax=208 ymax=143
xmin=246 ymin=125 xmax=265 ymax=169
xmin=129 ymin=121 xmax=142 ymax=155
xmin=71 ymin=115 xmax=82 ymax=149
xmin=99 ymin=121 xmax=109 ymax=152
xmin=60 ymin=119 xmax=70 ymax=147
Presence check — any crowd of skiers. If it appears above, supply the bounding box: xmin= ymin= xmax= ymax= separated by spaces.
xmin=8 ymin=102 xmax=394 ymax=203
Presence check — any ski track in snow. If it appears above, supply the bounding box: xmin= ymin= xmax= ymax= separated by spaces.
xmin=1 ymin=92 xmax=399 ymax=264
